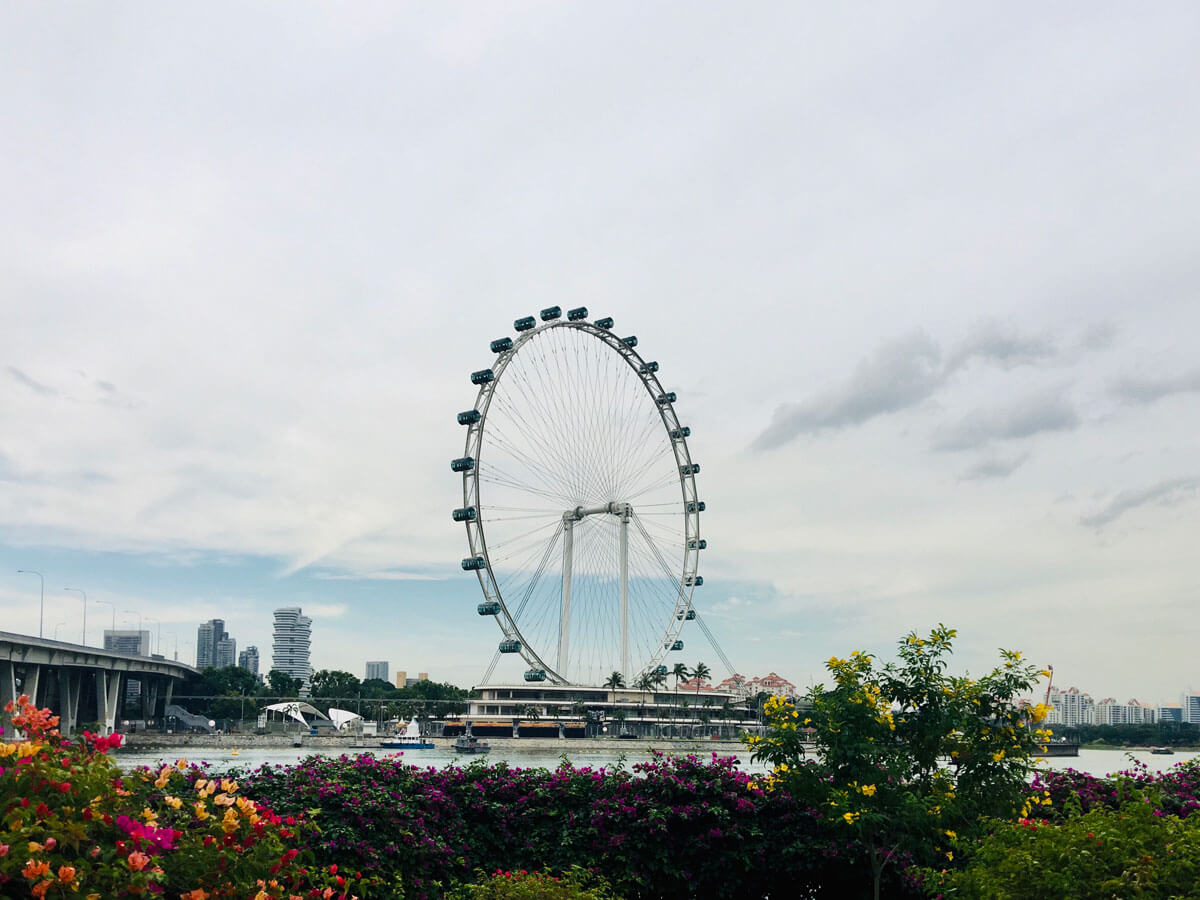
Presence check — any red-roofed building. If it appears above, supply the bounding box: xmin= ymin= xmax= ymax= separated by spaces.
xmin=713 ymin=672 xmax=798 ymax=700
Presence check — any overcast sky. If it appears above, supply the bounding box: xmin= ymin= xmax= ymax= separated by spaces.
xmin=2 ymin=3 xmax=1198 ymax=702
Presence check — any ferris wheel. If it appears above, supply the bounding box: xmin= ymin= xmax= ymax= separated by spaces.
xmin=452 ymin=308 xmax=705 ymax=687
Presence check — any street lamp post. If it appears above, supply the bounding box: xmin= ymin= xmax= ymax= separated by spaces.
xmin=63 ymin=587 xmax=87 ymax=645
xmin=95 ymin=599 xmax=115 ymax=646
xmin=53 ymin=622 xmax=67 ymax=640
xmin=145 ymin=617 xmax=160 ymax=656
xmin=17 ymin=570 xmax=44 ymax=638
xmin=123 ymin=610 xmax=143 ymax=654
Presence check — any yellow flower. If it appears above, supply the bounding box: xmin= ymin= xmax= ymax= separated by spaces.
xmin=842 ymin=811 xmax=859 ymax=824
xmin=175 ymin=758 xmax=189 ymax=770
xmin=193 ymin=801 xmax=210 ymax=820
xmin=164 ymin=795 xmax=183 ymax=810
xmin=992 ymin=750 xmax=1005 ymax=762
xmin=944 ymin=830 xmax=957 ymax=839
xmin=860 ymin=784 xmax=876 ymax=797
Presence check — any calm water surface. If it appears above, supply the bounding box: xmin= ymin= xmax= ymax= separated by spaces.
xmin=116 ymin=744 xmax=1198 ymax=778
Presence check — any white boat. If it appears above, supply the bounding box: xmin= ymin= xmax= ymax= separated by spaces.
xmin=380 ymin=717 xmax=436 ymax=750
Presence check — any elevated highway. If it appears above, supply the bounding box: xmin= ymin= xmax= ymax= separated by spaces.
xmin=0 ymin=631 xmax=197 ymax=738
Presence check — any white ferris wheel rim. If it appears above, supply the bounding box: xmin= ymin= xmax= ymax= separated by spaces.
xmin=456 ymin=315 xmax=702 ymax=686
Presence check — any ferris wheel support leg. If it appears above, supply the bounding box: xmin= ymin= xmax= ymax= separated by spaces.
xmin=620 ymin=508 xmax=630 ymax=679
xmin=559 ymin=518 xmax=573 ymax=674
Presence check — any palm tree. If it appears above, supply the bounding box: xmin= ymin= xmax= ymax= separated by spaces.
xmin=670 ymin=663 xmax=688 ymax=733
xmin=604 ymin=671 xmax=625 ymax=690
xmin=691 ymin=662 xmax=712 ymax=704
xmin=634 ymin=672 xmax=656 ymax=728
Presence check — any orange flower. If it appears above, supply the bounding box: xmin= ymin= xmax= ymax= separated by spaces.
xmin=127 ymin=850 xmax=150 ymax=872
xmin=180 ymin=891 xmax=210 ymax=900
xmin=57 ymin=865 xmax=76 ymax=883
xmin=22 ymin=859 xmax=51 ymax=879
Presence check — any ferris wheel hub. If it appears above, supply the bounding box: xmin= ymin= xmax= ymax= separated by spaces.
xmin=564 ymin=502 xmax=632 ymax=522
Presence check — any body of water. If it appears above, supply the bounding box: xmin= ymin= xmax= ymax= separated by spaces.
xmin=115 ymin=742 xmax=1198 ymax=778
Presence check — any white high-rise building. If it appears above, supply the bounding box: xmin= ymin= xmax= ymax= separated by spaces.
xmin=1047 ymin=687 xmax=1095 ymax=727
xmin=1184 ymin=695 xmax=1200 ymax=725
xmin=272 ymin=607 xmax=313 ymax=693
xmin=365 ymin=661 xmax=389 ymax=682
xmin=1094 ymin=698 xmax=1157 ymax=726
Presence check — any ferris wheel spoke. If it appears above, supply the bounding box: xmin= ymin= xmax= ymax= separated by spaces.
xmin=486 ymin=407 xmax=582 ymax=502
xmin=480 ymin=469 xmax=570 ymax=507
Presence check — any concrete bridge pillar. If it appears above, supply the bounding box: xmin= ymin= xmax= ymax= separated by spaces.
xmin=142 ymin=678 xmax=161 ymax=724
xmin=58 ymin=670 xmax=82 ymax=739
xmin=96 ymin=670 xmax=124 ymax=735
xmin=0 ymin=660 xmax=17 ymax=738
xmin=23 ymin=664 xmax=42 ymax=711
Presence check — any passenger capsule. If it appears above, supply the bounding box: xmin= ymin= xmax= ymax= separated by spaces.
xmin=680 ymin=463 xmax=700 ymax=475
xmin=499 ymin=639 xmax=521 ymax=653
xmin=514 ymin=316 xmax=536 ymax=332
xmin=685 ymin=575 xmax=703 ymax=587
xmin=639 ymin=361 xmax=659 ymax=374
xmin=477 ymin=601 xmax=501 ymax=616
xmin=686 ymin=500 xmax=706 ymax=513
xmin=540 ymin=306 xmax=562 ymax=321
xmin=685 ymin=609 xmax=697 ymax=620
xmin=621 ymin=335 xmax=638 ymax=348
xmin=457 ymin=410 xmax=481 ymax=425
xmin=655 ymin=665 xmax=668 ymax=676
xmin=462 ymin=556 xmax=487 ymax=571
xmin=595 ymin=316 xmax=614 ymax=329
xmin=471 ymin=369 xmax=494 ymax=385
xmin=524 ymin=668 xmax=548 ymax=682
xmin=664 ymin=640 xmax=684 ymax=651
xmin=687 ymin=539 xmax=707 ymax=550
xmin=490 ymin=336 xmax=513 ymax=353
xmin=451 ymin=456 xmax=475 ymax=472
xmin=567 ymin=306 xmax=588 ymax=321
xmin=452 ymin=506 xmax=477 ymax=522
xmin=656 ymin=392 xmax=676 ymax=406
xmin=670 ymin=426 xmax=691 ymax=440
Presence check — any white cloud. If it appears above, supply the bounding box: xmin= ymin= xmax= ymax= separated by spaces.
xmin=1 ymin=2 xmax=1199 ymax=700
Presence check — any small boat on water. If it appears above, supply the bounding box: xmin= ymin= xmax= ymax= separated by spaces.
xmin=1150 ymin=746 xmax=1175 ymax=755
xmin=380 ymin=718 xmax=436 ymax=750
xmin=454 ymin=734 xmax=489 ymax=754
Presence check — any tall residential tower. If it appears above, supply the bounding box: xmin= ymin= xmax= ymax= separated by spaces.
xmin=272 ymin=607 xmax=312 ymax=693
xmin=196 ymin=619 xmax=236 ymax=669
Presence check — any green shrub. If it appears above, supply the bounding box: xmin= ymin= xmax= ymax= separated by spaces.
xmin=926 ymin=798 xmax=1200 ymax=898
xmin=449 ymin=867 xmax=619 ymax=900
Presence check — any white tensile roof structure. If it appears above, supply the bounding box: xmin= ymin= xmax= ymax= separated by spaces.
xmin=263 ymin=701 xmax=330 ymax=728
xmin=327 ymin=708 xmax=364 ymax=730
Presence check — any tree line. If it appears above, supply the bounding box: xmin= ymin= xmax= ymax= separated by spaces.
xmin=170 ymin=665 xmax=469 ymax=723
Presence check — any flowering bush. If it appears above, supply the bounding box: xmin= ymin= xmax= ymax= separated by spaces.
xmin=925 ymin=794 xmax=1200 ymax=898
xmin=447 ymin=867 xmax=617 ymax=900
xmin=1029 ymin=758 xmax=1200 ymax=821
xmin=748 ymin=626 xmax=1048 ymax=900
xmin=239 ymin=750 xmax=866 ymax=900
xmin=0 ymin=695 xmax=358 ymax=899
